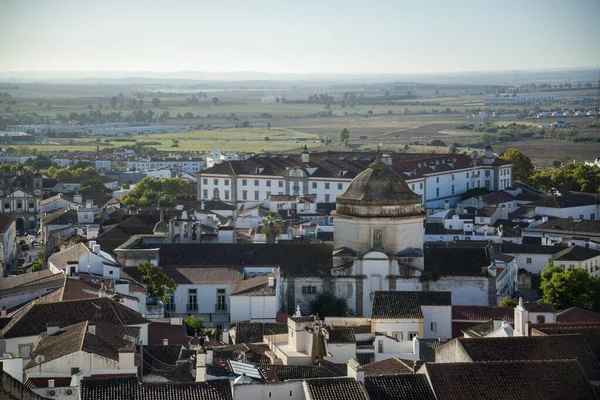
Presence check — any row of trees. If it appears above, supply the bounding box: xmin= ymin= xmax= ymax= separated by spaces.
xmin=120 ymin=177 xmax=194 ymax=207
xmin=44 ymin=166 xmax=98 ymax=180
xmin=529 ymin=163 xmax=600 ymax=193
xmin=498 ymin=148 xmax=600 ymax=195
xmin=56 ymin=109 xmax=172 ymax=125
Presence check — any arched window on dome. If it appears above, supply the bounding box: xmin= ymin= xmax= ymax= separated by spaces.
xmin=373 ymin=230 xmax=383 ymax=249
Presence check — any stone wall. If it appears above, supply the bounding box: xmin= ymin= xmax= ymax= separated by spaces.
xmin=1 ymin=365 xmax=46 ymax=400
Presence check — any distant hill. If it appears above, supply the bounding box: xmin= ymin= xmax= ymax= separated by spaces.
xmin=0 ymin=68 xmax=597 ymax=85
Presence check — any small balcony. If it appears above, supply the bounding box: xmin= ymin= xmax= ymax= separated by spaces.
xmin=165 ymin=303 xmax=176 ymax=313
xmin=145 ymin=304 xmax=164 ymax=318
xmin=215 ymin=303 xmax=227 ymax=312
xmin=187 ymin=303 xmax=198 ymax=312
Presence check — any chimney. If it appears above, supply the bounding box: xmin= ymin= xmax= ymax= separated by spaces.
xmin=85 ymin=199 xmax=93 ymax=209
xmin=196 ymin=349 xmax=207 ymax=382
xmin=69 ymin=370 xmax=85 ymax=388
xmin=92 ymin=244 xmax=100 ymax=254
xmin=48 ymin=379 xmax=55 ymax=388
xmin=88 ymin=240 xmax=97 ymax=250
xmin=163 ymin=339 xmax=169 ymax=346
xmin=1 ymin=306 xmax=6 ymax=318
xmin=74 ymin=194 xmax=82 ymax=204
xmin=206 ymin=346 xmax=213 ymax=366
xmin=444 ymin=200 xmax=450 ymax=210
xmin=46 ymin=323 xmax=60 ymax=336
xmin=88 ymin=324 xmax=96 ymax=335
xmin=347 ymin=359 xmax=365 ymax=383
xmin=268 ymin=276 xmax=274 ymax=287
xmin=118 ymin=347 xmax=135 ymax=370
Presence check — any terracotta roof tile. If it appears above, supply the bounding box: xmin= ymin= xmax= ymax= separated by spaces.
xmin=325 ymin=327 xmax=356 ymax=344
xmin=452 ymin=305 xmax=514 ymax=322
xmin=372 ymin=291 xmax=451 ymax=319
xmin=121 ymin=241 xmax=333 ymax=279
xmin=422 ymin=360 xmax=597 ymax=400
xmin=1 ymin=297 xmax=148 ymax=339
xmin=0 ymin=214 xmax=15 ymax=233
xmin=557 ymin=307 xmax=600 ymax=323
xmin=262 ymin=364 xmax=344 ymax=382
xmin=552 ymin=245 xmax=600 ymax=261
xmin=230 ymin=322 xmax=287 ymax=344
xmin=455 ymin=334 xmax=600 ymax=373
xmin=0 ymin=270 xmax=64 ymax=290
xmin=362 ymin=357 xmax=413 ymax=376
xmin=523 ymin=301 xmax=557 ymax=313
xmin=365 ymin=374 xmax=436 ymax=400
xmin=81 ymin=377 xmax=233 ymax=400
xmin=304 ymin=377 xmax=370 ymax=400
xmin=25 ymin=322 xmax=139 ymax=369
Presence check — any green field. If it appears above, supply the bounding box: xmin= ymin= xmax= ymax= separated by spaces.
xmin=3 ymin=82 xmax=599 ymax=167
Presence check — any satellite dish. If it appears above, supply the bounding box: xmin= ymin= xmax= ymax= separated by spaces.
xmin=34 ymin=354 xmax=45 ymax=364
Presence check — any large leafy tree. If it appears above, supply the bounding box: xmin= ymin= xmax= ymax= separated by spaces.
xmin=120 ymin=177 xmax=193 ymax=207
xmin=183 ymin=315 xmax=205 ymax=336
xmin=261 ymin=211 xmax=283 ymax=244
xmin=137 ymin=262 xmax=177 ymax=300
xmin=540 ymin=263 xmax=600 ymax=311
xmin=338 ymin=128 xmax=350 ymax=147
xmin=79 ymin=177 xmax=109 ymax=193
xmin=309 ymin=292 xmax=352 ymax=318
xmin=500 ymin=148 xmax=534 ymax=182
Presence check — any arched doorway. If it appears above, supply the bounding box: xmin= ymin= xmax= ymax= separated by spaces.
xmin=15 ymin=218 xmax=25 ymax=234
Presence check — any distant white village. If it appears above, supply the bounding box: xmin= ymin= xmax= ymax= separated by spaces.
xmin=1 ymin=145 xmax=600 ymax=399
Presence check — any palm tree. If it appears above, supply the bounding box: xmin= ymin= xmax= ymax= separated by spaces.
xmin=261 ymin=211 xmax=283 ymax=244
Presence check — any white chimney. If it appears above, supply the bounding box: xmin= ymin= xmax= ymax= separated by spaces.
xmin=268 ymin=276 xmax=275 ymax=287
xmin=74 ymin=194 xmax=82 ymax=204
xmin=92 ymin=244 xmax=100 ymax=254
xmin=48 ymin=379 xmax=55 ymax=388
xmin=163 ymin=339 xmax=169 ymax=346
xmin=85 ymin=199 xmax=93 ymax=209
xmin=1 ymin=306 xmax=6 ymax=318
xmin=118 ymin=348 xmax=135 ymax=370
xmin=88 ymin=240 xmax=97 ymax=250
xmin=444 ymin=200 xmax=450 ymax=210
xmin=88 ymin=324 xmax=96 ymax=335
xmin=46 ymin=323 xmax=60 ymax=336
xmin=206 ymin=346 xmax=213 ymax=366
xmin=196 ymin=349 xmax=207 ymax=382
xmin=347 ymin=359 xmax=365 ymax=384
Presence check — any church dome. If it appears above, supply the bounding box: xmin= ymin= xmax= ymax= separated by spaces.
xmin=335 ymin=155 xmax=422 ymax=218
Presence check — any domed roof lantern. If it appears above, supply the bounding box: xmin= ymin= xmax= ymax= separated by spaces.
xmin=335 ymin=152 xmax=422 ymax=218
xmin=233 ymin=373 xmax=253 ymax=386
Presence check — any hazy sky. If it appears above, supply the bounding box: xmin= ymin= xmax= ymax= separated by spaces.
xmin=1 ymin=0 xmax=599 ymax=74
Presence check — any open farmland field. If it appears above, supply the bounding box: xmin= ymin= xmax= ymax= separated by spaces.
xmin=3 ymin=82 xmax=599 ymax=167
xmin=29 ymin=127 xmax=325 ymax=154
xmin=494 ymin=140 xmax=600 ymax=168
